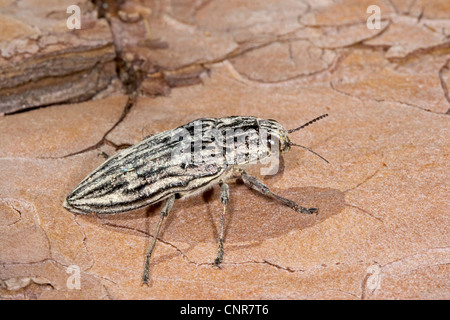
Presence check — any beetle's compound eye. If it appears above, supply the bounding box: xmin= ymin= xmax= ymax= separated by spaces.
xmin=266 ymin=134 xmax=280 ymax=151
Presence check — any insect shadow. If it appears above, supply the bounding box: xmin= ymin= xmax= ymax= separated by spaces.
xmin=78 ymin=178 xmax=345 ymax=285
xmin=87 ymin=181 xmax=345 ymax=246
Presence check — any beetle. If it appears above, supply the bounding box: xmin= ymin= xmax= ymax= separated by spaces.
xmin=63 ymin=114 xmax=328 ymax=284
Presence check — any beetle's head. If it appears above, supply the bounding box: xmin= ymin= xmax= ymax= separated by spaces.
xmin=258 ymin=119 xmax=291 ymax=154
xmin=260 ymin=114 xmax=330 ymax=163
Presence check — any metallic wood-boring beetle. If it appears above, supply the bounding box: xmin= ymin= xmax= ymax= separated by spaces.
xmin=63 ymin=114 xmax=328 ymax=284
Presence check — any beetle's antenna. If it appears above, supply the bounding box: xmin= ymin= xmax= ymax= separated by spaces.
xmin=288 ymin=142 xmax=330 ymax=164
xmin=288 ymin=114 xmax=328 ymax=134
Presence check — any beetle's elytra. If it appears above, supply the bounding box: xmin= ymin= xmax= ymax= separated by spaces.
xmin=63 ymin=114 xmax=328 ymax=284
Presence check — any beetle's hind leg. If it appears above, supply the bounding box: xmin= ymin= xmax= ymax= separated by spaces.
xmin=142 ymin=194 xmax=175 ymax=285
xmin=240 ymin=170 xmax=317 ymax=214
xmin=214 ymin=181 xmax=229 ymax=266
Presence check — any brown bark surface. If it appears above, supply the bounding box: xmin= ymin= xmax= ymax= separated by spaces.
xmin=0 ymin=0 xmax=449 ymax=299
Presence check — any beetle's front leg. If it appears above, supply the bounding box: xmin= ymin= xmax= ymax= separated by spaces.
xmin=240 ymin=170 xmax=317 ymax=214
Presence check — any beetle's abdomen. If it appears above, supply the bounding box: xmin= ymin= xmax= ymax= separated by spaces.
xmin=64 ymin=125 xmax=226 ymax=214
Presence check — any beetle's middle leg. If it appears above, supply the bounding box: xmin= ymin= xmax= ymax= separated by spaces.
xmin=214 ymin=181 xmax=229 ymax=266
xmin=240 ymin=169 xmax=317 ymax=214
